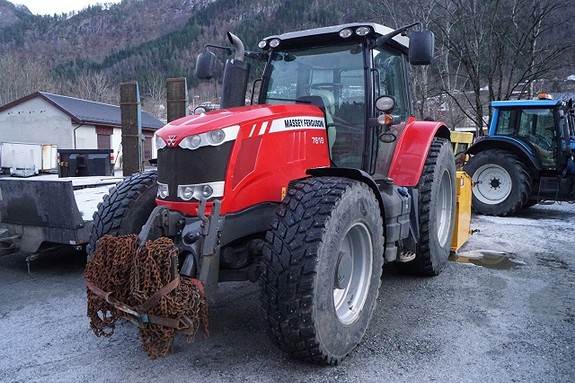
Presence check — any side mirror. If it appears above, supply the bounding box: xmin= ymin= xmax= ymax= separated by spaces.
xmin=376 ymin=95 xmax=395 ymax=113
xmin=408 ymin=30 xmax=434 ymax=65
xmin=195 ymin=51 xmax=218 ymax=80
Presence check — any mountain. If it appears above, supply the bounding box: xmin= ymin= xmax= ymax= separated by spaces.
xmin=0 ymin=0 xmax=32 ymax=29
xmin=0 ymin=0 xmax=370 ymax=107
xmin=0 ymin=0 xmax=572 ymax=118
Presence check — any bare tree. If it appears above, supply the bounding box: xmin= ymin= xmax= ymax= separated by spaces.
xmin=0 ymin=54 xmax=55 ymax=105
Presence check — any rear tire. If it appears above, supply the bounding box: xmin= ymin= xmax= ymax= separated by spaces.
xmin=260 ymin=177 xmax=384 ymax=365
xmin=87 ymin=170 xmax=157 ymax=258
xmin=400 ymin=137 xmax=456 ymax=276
xmin=464 ymin=149 xmax=532 ymax=216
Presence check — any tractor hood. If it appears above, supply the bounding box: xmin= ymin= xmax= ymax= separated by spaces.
xmin=156 ymin=104 xmax=324 ymax=148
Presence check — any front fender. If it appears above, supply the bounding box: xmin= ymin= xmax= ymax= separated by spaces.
xmin=388 ymin=119 xmax=451 ymax=187
xmin=467 ymin=136 xmax=541 ymax=171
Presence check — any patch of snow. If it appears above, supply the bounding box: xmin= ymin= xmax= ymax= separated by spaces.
xmin=74 ymin=185 xmax=113 ymax=220
xmin=567 ymin=74 xmax=575 ymax=81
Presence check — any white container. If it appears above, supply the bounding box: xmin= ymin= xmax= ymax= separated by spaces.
xmin=0 ymin=142 xmax=43 ymax=175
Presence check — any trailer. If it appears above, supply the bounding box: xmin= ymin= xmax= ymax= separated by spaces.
xmin=0 ymin=142 xmax=58 ymax=176
xmin=0 ymin=175 xmax=122 ymax=267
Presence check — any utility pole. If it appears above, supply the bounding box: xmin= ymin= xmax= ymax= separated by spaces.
xmin=166 ymin=77 xmax=188 ymax=123
xmin=120 ymin=81 xmax=143 ymax=176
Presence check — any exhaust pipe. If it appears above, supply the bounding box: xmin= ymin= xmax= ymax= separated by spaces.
xmin=221 ymin=32 xmax=250 ymax=108
xmin=227 ymin=32 xmax=245 ymax=62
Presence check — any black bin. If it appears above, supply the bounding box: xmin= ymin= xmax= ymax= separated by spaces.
xmin=58 ymin=149 xmax=113 ymax=177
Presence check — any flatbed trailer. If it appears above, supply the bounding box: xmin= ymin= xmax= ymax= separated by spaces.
xmin=0 ymin=174 xmax=122 ymax=264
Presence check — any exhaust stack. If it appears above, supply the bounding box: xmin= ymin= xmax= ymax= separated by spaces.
xmin=221 ymin=32 xmax=250 ymax=109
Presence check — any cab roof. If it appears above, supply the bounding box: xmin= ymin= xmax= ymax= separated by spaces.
xmin=491 ymin=99 xmax=562 ymax=108
xmin=263 ymin=22 xmax=410 ymax=50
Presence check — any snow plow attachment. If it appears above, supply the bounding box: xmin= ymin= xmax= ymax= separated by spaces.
xmin=0 ymin=179 xmax=88 ymax=254
xmin=84 ymin=235 xmax=208 ymax=359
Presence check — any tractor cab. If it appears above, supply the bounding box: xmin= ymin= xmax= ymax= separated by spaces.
xmin=465 ymin=96 xmax=575 ymax=215
xmin=196 ymin=23 xmax=437 ymax=177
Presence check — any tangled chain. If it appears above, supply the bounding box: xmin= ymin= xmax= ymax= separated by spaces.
xmin=84 ymin=235 xmax=208 ymax=359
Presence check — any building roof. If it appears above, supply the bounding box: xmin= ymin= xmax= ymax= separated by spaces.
xmin=0 ymin=91 xmax=164 ymax=130
xmin=491 ymin=99 xmax=562 ymax=108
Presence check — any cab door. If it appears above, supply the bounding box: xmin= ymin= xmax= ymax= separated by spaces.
xmin=371 ymin=47 xmax=411 ymax=177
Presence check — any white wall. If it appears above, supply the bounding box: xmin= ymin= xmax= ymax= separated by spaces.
xmin=0 ymin=97 xmax=74 ymax=148
xmin=74 ymin=125 xmax=98 ymax=149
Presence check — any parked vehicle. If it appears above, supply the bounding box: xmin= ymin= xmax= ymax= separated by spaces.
xmin=87 ymin=22 xmax=457 ymax=364
xmin=465 ymin=95 xmax=575 ymax=216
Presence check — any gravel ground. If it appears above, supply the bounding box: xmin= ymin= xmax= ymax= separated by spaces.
xmin=0 ymin=203 xmax=574 ymax=383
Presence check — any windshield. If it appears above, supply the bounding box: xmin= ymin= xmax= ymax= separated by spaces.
xmin=262 ymin=43 xmax=367 ymax=168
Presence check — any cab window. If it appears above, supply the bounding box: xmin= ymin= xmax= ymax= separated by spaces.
xmin=373 ymin=49 xmax=409 ymax=121
xmin=495 ymin=110 xmax=514 ymax=135
xmin=264 ymin=43 xmax=366 ymax=168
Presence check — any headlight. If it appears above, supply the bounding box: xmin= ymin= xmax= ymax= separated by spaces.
xmin=355 ymin=26 xmax=370 ymax=36
xmin=178 ymin=125 xmax=239 ymax=150
xmin=339 ymin=28 xmax=353 ymax=38
xmin=180 ymin=186 xmax=195 ymax=201
xmin=179 ymin=135 xmax=202 ymax=150
xmin=258 ymin=40 xmax=267 ymax=49
xmin=269 ymin=38 xmax=280 ymax=48
xmin=201 ymin=185 xmax=213 ymax=198
xmin=156 ymin=135 xmax=167 ymax=150
xmin=157 ymin=182 xmax=169 ymax=199
xmin=177 ymin=182 xmax=224 ymax=201
xmin=208 ymin=129 xmax=225 ymax=145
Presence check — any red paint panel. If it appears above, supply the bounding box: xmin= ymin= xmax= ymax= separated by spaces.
xmin=156 ymin=104 xmax=330 ymax=216
xmin=388 ymin=118 xmax=449 ymax=187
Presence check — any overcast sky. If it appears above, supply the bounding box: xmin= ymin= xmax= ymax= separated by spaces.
xmin=14 ymin=0 xmax=122 ymax=15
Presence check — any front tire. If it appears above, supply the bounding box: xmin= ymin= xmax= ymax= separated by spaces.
xmin=464 ymin=149 xmax=532 ymax=216
xmin=260 ymin=177 xmax=384 ymax=365
xmin=400 ymin=137 xmax=456 ymax=276
xmin=87 ymin=170 xmax=158 ymax=258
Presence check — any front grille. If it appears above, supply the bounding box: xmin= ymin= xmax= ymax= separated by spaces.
xmin=157 ymin=142 xmax=233 ymax=201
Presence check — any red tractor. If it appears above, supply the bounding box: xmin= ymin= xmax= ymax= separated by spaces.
xmin=88 ymin=22 xmax=456 ymax=364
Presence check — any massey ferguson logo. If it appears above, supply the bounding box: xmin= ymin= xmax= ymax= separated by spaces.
xmin=167 ymin=135 xmax=177 ymax=146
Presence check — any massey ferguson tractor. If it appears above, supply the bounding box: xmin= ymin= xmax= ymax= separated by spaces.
xmin=465 ymin=95 xmax=575 ymax=216
xmin=86 ymin=22 xmax=456 ymax=364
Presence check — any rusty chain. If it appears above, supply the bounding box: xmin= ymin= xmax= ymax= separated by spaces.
xmin=84 ymin=235 xmax=208 ymax=359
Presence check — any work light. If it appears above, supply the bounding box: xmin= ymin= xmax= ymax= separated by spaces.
xmin=269 ymin=39 xmax=280 ymax=48
xmin=339 ymin=28 xmax=353 ymax=38
xmin=355 ymin=26 xmax=370 ymax=36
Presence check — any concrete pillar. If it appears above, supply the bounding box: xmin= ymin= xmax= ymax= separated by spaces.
xmin=120 ymin=81 xmax=143 ymax=176
xmin=166 ymin=77 xmax=188 ymax=123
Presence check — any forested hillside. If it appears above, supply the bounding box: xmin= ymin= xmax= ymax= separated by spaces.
xmin=0 ymin=0 xmax=573 ymax=128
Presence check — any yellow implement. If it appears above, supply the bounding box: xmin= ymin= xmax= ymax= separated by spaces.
xmin=451 ymin=171 xmax=472 ymax=252
xmin=450 ymin=131 xmax=474 ymax=156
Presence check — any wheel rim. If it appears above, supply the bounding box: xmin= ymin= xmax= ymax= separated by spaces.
xmin=437 ymin=170 xmax=454 ymax=247
xmin=472 ymin=164 xmax=512 ymax=205
xmin=333 ymin=222 xmax=373 ymax=325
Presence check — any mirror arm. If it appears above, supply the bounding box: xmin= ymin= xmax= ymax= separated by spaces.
xmin=204 ymin=44 xmax=233 ymax=55
xmin=375 ymin=22 xmax=420 ymax=47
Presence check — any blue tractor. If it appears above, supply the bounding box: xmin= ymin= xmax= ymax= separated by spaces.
xmin=464 ymin=96 xmax=575 ymax=216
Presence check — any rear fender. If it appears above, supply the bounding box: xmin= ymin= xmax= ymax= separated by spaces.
xmin=466 ymin=136 xmax=541 ymax=172
xmin=388 ymin=119 xmax=451 ymax=187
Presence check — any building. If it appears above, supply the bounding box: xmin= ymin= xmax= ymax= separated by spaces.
xmin=0 ymin=91 xmax=164 ymax=166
